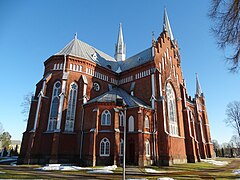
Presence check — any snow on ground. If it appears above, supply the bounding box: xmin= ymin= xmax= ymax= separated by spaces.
xmin=87 ymin=169 xmax=114 ymax=174
xmin=36 ymin=164 xmax=117 ymax=172
xmin=233 ymin=169 xmax=240 ymax=174
xmin=200 ymin=159 xmax=228 ymax=166
xmin=145 ymin=168 xmax=162 ymax=173
xmin=0 ymin=171 xmax=6 ymax=174
xmin=86 ymin=165 xmax=117 ymax=174
xmin=36 ymin=164 xmax=92 ymax=171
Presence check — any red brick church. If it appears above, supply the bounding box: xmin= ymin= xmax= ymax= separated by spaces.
xmin=19 ymin=9 xmax=214 ymax=166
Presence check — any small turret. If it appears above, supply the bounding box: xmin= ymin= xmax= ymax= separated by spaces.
xmin=114 ymin=23 xmax=126 ymax=61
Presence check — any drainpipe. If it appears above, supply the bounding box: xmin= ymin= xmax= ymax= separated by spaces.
xmin=79 ymin=105 xmax=85 ymax=160
xmin=151 ymin=73 xmax=157 ymax=163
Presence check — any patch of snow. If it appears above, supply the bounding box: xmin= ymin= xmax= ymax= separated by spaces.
xmin=145 ymin=168 xmax=161 ymax=173
xmin=87 ymin=169 xmax=113 ymax=174
xmin=157 ymin=178 xmax=175 ymax=180
xmin=36 ymin=164 xmax=117 ymax=172
xmin=0 ymin=171 xmax=6 ymax=174
xmin=233 ymin=169 xmax=240 ymax=174
xmin=102 ymin=165 xmax=117 ymax=170
xmin=200 ymin=159 xmax=228 ymax=166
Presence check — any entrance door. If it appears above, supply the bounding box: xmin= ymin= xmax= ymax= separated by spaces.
xmin=129 ymin=142 xmax=135 ymax=165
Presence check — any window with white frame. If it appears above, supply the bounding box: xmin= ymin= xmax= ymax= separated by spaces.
xmin=65 ymin=82 xmax=78 ymax=132
xmin=120 ymin=138 xmax=123 ymax=156
xmin=100 ymin=138 xmax=110 ymax=156
xmin=166 ymin=83 xmax=179 ymax=136
xmin=70 ymin=64 xmax=73 ymax=70
xmin=119 ymin=111 xmax=124 ymax=127
xmin=145 ymin=139 xmax=150 ymax=157
xmin=145 ymin=115 xmax=149 ymax=129
xmin=48 ymin=81 xmax=61 ymax=131
xmin=101 ymin=110 xmax=111 ymax=125
xmin=128 ymin=116 xmax=134 ymax=132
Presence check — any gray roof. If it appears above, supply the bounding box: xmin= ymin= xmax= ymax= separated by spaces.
xmin=119 ymin=47 xmax=153 ymax=71
xmin=86 ymin=87 xmax=151 ymax=108
xmin=55 ymin=37 xmax=153 ymax=73
xmin=55 ymin=37 xmax=120 ymax=72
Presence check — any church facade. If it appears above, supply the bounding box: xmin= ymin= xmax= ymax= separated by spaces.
xmin=19 ymin=9 xmax=214 ymax=166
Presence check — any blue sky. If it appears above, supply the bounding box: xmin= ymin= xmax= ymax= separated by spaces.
xmin=0 ymin=0 xmax=239 ymax=144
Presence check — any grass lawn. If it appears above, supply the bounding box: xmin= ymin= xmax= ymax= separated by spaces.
xmin=0 ymin=158 xmax=239 ymax=179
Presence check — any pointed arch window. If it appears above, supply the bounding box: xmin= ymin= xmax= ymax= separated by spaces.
xmin=166 ymin=83 xmax=179 ymax=136
xmin=119 ymin=111 xmax=124 ymax=127
xmin=145 ymin=115 xmax=149 ymax=129
xmin=120 ymin=138 xmax=124 ymax=156
xmin=100 ymin=138 xmax=110 ymax=156
xmin=128 ymin=116 xmax=134 ymax=132
xmin=48 ymin=81 xmax=61 ymax=131
xmin=145 ymin=139 xmax=150 ymax=157
xmin=65 ymin=82 xmax=78 ymax=132
xmin=101 ymin=110 xmax=111 ymax=125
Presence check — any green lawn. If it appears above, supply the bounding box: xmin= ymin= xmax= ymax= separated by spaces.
xmin=0 ymin=158 xmax=239 ymax=179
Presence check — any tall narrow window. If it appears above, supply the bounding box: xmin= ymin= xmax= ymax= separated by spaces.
xmin=65 ymin=82 xmax=78 ymax=132
xmin=120 ymin=138 xmax=124 ymax=156
xmin=166 ymin=83 xmax=179 ymax=136
xmin=128 ymin=116 xmax=134 ymax=132
xmin=101 ymin=110 xmax=111 ymax=125
xmin=145 ymin=139 xmax=150 ymax=157
xmin=100 ymin=138 xmax=110 ymax=156
xmin=48 ymin=81 xmax=61 ymax=131
xmin=145 ymin=115 xmax=149 ymax=129
xmin=119 ymin=111 xmax=124 ymax=126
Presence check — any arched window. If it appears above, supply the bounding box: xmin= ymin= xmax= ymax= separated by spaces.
xmin=79 ymin=65 xmax=82 ymax=72
xmin=101 ymin=110 xmax=111 ymax=125
xmin=119 ymin=111 xmax=124 ymax=127
xmin=145 ymin=115 xmax=149 ymax=129
xmin=145 ymin=139 xmax=150 ymax=157
xmin=120 ymin=138 xmax=124 ymax=156
xmin=48 ymin=81 xmax=61 ymax=131
xmin=69 ymin=64 xmax=73 ymax=70
xmin=166 ymin=83 xmax=179 ymax=136
xmin=65 ymin=82 xmax=78 ymax=132
xmin=100 ymin=138 xmax=110 ymax=156
xmin=128 ymin=116 xmax=134 ymax=132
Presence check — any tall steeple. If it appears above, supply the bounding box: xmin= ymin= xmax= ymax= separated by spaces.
xmin=115 ymin=23 xmax=126 ymax=61
xmin=163 ymin=8 xmax=174 ymax=41
xmin=196 ymin=73 xmax=203 ymax=97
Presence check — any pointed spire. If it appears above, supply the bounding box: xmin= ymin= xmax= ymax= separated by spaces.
xmin=74 ymin=32 xmax=78 ymax=40
xmin=115 ymin=23 xmax=126 ymax=61
xmin=196 ymin=73 xmax=203 ymax=97
xmin=163 ymin=8 xmax=174 ymax=41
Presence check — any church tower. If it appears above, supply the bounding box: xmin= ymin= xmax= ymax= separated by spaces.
xmin=114 ymin=23 xmax=126 ymax=61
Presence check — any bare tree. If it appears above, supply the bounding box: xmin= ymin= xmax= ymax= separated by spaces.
xmin=21 ymin=92 xmax=34 ymax=121
xmin=225 ymin=101 xmax=240 ymax=138
xmin=209 ymin=0 xmax=240 ymax=72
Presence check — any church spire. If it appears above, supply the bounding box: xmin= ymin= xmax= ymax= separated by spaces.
xmin=196 ymin=73 xmax=203 ymax=97
xmin=163 ymin=8 xmax=174 ymax=41
xmin=115 ymin=23 xmax=126 ymax=61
